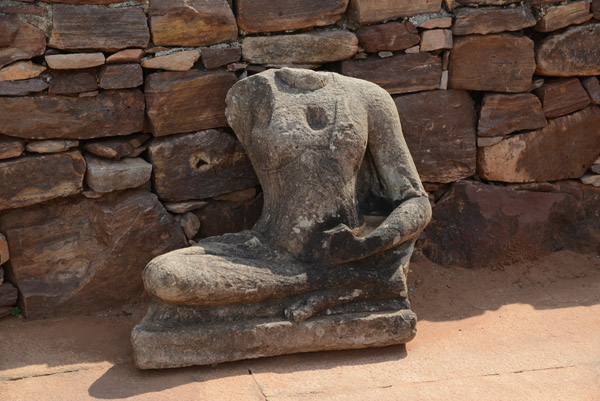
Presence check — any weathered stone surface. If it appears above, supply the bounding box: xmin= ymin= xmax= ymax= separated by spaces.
xmin=534 ymin=1 xmax=592 ymax=32
xmin=582 ymin=77 xmax=600 ymax=104
xmin=106 ymin=49 xmax=144 ymax=64
xmin=581 ymin=174 xmax=600 ymax=186
xmin=477 ymin=136 xmax=503 ymax=148
xmin=163 ymin=200 xmax=208 ymax=214
xmin=150 ymin=0 xmax=237 ymax=47
xmin=0 ymin=16 xmax=45 ymax=69
xmin=213 ymin=187 xmax=257 ymax=202
xmin=193 ymin=195 xmax=263 ymax=238
xmin=26 ymin=139 xmax=79 ymax=153
xmin=0 ymin=90 xmax=144 ymax=139
xmin=394 ymin=90 xmax=476 ymax=183
xmin=145 ymin=71 xmax=236 ymax=136
xmin=0 ymin=61 xmax=45 ymax=82
xmin=98 ymin=64 xmax=143 ymax=89
xmin=420 ymin=29 xmax=452 ymax=51
xmin=201 ymin=47 xmax=241 ymax=69
xmin=0 ymin=136 xmax=23 ymax=160
xmin=449 ymin=34 xmax=535 ymax=92
xmin=148 ymin=130 xmax=259 ymax=201
xmin=84 ymin=133 xmax=150 ymax=160
xmin=49 ymin=72 xmax=97 ymax=95
xmin=356 ymin=22 xmax=419 ymax=53
xmin=141 ymin=50 xmax=200 ymax=72
xmin=236 ymin=0 xmax=348 ymax=33
xmin=84 ymin=154 xmax=152 ymax=193
xmin=477 ymin=106 xmax=600 ymax=182
xmin=478 ymin=93 xmax=547 ymax=137
xmin=242 ymin=30 xmax=358 ymax=66
xmin=593 ymin=0 xmax=600 ymax=18
xmin=417 ymin=16 xmax=452 ymax=29
xmin=0 ymin=233 xmax=8 ymax=265
xmin=347 ymin=0 xmax=441 ymax=24
xmin=0 ymin=78 xmax=46 ymax=95
xmin=0 ymin=283 xmax=17 ymax=307
xmin=45 ymin=53 xmax=105 ymax=70
xmin=456 ymin=0 xmax=520 ymax=4
xmin=0 ymin=189 xmax=187 ymax=319
xmin=43 ymin=0 xmax=146 ymax=4
xmin=0 ymin=16 xmax=19 ymax=47
xmin=534 ymin=78 xmax=591 ymax=118
xmin=453 ymin=6 xmax=536 ymax=35
xmin=421 ymin=180 xmax=600 ymax=268
xmin=341 ymin=53 xmax=441 ymax=95
xmin=175 ymin=212 xmax=201 ymax=240
xmin=536 ymin=24 xmax=600 ymax=76
xmin=0 ymin=151 xmax=85 ymax=210
xmin=49 ymin=5 xmax=149 ymax=51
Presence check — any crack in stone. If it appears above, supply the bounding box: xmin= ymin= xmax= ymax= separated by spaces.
xmin=248 ymin=368 xmax=269 ymax=401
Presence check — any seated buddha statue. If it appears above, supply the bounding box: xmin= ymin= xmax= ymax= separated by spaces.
xmin=132 ymin=67 xmax=432 ymax=369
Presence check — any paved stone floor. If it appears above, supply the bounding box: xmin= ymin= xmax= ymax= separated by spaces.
xmin=1 ymin=250 xmax=599 ymax=401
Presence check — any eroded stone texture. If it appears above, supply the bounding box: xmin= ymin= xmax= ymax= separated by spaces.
xmin=534 ymin=1 xmax=592 ymax=32
xmin=49 ymin=72 xmax=97 ymax=95
xmin=0 ymin=233 xmax=8 ymax=264
xmin=478 ymin=93 xmax=547 ymax=137
xmin=106 ymin=49 xmax=145 ymax=64
xmin=449 ymin=34 xmax=535 ymax=92
xmin=147 ymin=130 xmax=258 ymax=201
xmin=145 ymin=71 xmax=236 ymax=136
xmin=347 ymin=0 xmax=441 ymax=24
xmin=0 ymin=136 xmax=24 ymax=160
xmin=150 ymin=0 xmax=237 ymax=47
xmin=0 ymin=189 xmax=187 ymax=319
xmin=84 ymin=154 xmax=152 ymax=193
xmin=419 ymin=29 xmax=452 ymax=51
xmin=394 ymin=90 xmax=476 ymax=183
xmin=141 ymin=50 xmax=200 ymax=71
xmin=45 ymin=53 xmax=105 ymax=70
xmin=99 ymin=64 xmax=143 ymax=89
xmin=453 ymin=6 xmax=536 ymax=35
xmin=341 ymin=53 xmax=441 ymax=95
xmin=0 ymin=151 xmax=85 ymax=211
xmin=536 ymin=23 xmax=600 ymax=76
xmin=421 ymin=180 xmax=600 ymax=268
xmin=201 ymin=47 xmax=241 ymax=69
xmin=26 ymin=139 xmax=79 ymax=153
xmin=0 ymin=283 xmax=17 ymax=307
xmin=0 ymin=90 xmax=144 ymax=139
xmin=582 ymin=77 xmax=600 ymax=104
xmin=133 ymin=68 xmax=431 ymax=368
xmin=533 ymin=78 xmax=591 ymax=118
xmin=0 ymin=78 xmax=47 ymax=96
xmin=236 ymin=0 xmax=348 ymax=33
xmin=356 ymin=22 xmax=420 ymax=52
xmin=193 ymin=195 xmax=263 ymax=238
xmin=84 ymin=133 xmax=150 ymax=160
xmin=0 ymin=61 xmax=45 ymax=82
xmin=49 ymin=5 xmax=149 ymax=51
xmin=242 ymin=30 xmax=358 ymax=66
xmin=0 ymin=16 xmax=45 ymax=69
xmin=477 ymin=106 xmax=600 ymax=182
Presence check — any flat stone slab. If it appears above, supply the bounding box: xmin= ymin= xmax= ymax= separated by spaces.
xmin=132 ymin=306 xmax=416 ymax=369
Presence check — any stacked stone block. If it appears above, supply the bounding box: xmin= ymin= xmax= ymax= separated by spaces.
xmin=0 ymin=0 xmax=598 ymax=318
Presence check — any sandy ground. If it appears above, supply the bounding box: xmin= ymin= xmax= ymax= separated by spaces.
xmin=0 ymin=250 xmax=599 ymax=401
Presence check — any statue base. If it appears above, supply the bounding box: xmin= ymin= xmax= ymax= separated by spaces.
xmin=132 ymin=300 xmax=417 ymax=369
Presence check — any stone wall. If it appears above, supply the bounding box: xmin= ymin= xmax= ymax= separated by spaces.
xmin=0 ymin=0 xmax=599 ymax=319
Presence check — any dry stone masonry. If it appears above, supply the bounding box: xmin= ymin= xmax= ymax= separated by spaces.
xmin=0 ymin=0 xmax=598 ymax=321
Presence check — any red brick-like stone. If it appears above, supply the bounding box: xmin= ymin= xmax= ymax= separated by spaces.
xmin=356 ymin=21 xmax=419 ymax=52
xmin=236 ymin=0 xmax=348 ymax=33
xmin=0 ymin=90 xmax=144 ymax=139
xmin=453 ymin=6 xmax=536 ymax=35
xmin=394 ymin=90 xmax=476 ymax=183
xmin=448 ymin=34 xmax=535 ymax=92
xmin=533 ymin=78 xmax=591 ymax=118
xmin=347 ymin=0 xmax=441 ymax=24
xmin=341 ymin=53 xmax=441 ymax=95
xmin=49 ymin=5 xmax=149 ymax=51
xmin=0 ymin=16 xmax=45 ymax=69
xmin=145 ymin=70 xmax=236 ymax=137
xmin=478 ymin=93 xmax=547 ymax=137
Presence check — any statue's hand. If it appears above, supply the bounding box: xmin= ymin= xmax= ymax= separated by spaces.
xmin=301 ymin=224 xmax=370 ymax=266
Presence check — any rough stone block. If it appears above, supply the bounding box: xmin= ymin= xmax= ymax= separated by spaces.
xmin=49 ymin=5 xmax=149 ymax=51
xmin=449 ymin=34 xmax=535 ymax=92
xmin=0 ymin=61 xmax=45 ymax=82
xmin=106 ymin=49 xmax=144 ymax=64
xmin=45 ymin=53 xmax=105 ymax=70
xmin=98 ymin=64 xmax=143 ymax=89
xmin=193 ymin=196 xmax=263 ymax=238
xmin=347 ymin=0 xmax=441 ymax=24
xmin=0 ymin=233 xmax=8 ymax=265
xmin=582 ymin=77 xmax=600 ymax=104
xmin=84 ymin=155 xmax=152 ymax=193
xmin=394 ymin=90 xmax=476 ymax=183
xmin=0 ymin=189 xmax=187 ymax=319
xmin=141 ymin=50 xmax=200 ymax=72
xmin=0 ymin=90 xmax=144 ymax=139
xmin=0 ymin=283 xmax=17 ymax=307
xmin=83 ymin=133 xmax=150 ymax=160
xmin=150 ymin=0 xmax=237 ymax=47
xmin=26 ymin=139 xmax=79 ymax=153
xmin=453 ymin=6 xmax=536 ymax=35
xmin=341 ymin=53 xmax=441 ymax=95
xmin=241 ymin=30 xmax=358 ymax=66
xmin=536 ymin=23 xmax=600 ymax=76
xmin=477 ymin=106 xmax=600 ymax=182
xmin=478 ymin=93 xmax=547 ymax=137
xmin=534 ymin=78 xmax=591 ymax=118
xmin=0 ymin=16 xmax=45 ymax=69
xmin=145 ymin=71 xmax=236 ymax=136
xmin=0 ymin=151 xmax=85 ymax=211
xmin=236 ymin=0 xmax=348 ymax=33
xmin=419 ymin=29 xmax=452 ymax=51
xmin=0 ymin=79 xmax=47 ymax=96
xmin=356 ymin=21 xmax=419 ymax=52
xmin=201 ymin=47 xmax=241 ymax=69
xmin=0 ymin=136 xmax=23 ymax=160
xmin=49 ymin=72 xmax=98 ymax=95
xmin=534 ymin=1 xmax=592 ymax=32
xmin=148 ymin=130 xmax=259 ymax=201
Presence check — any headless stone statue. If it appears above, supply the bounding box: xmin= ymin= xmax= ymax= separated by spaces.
xmin=131 ymin=68 xmax=432 ymax=369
